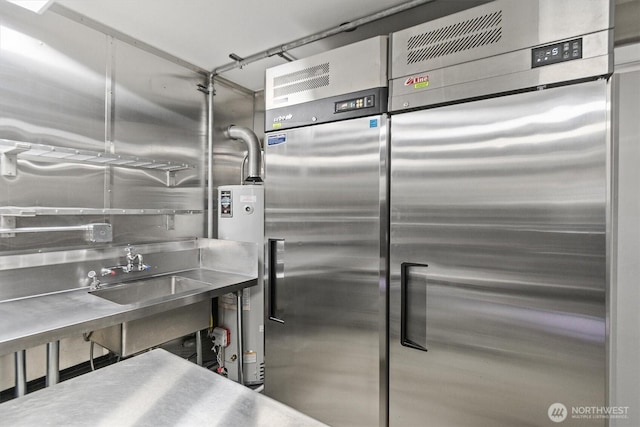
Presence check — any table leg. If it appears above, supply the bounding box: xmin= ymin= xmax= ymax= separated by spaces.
xmin=14 ymin=350 xmax=26 ymax=397
xmin=46 ymin=341 xmax=60 ymax=386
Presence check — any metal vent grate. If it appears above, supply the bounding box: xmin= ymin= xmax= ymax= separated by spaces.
xmin=273 ymin=75 xmax=330 ymax=98
xmin=273 ymin=63 xmax=329 ymax=87
xmin=272 ymin=62 xmax=331 ymax=98
xmin=406 ymin=10 xmax=502 ymax=64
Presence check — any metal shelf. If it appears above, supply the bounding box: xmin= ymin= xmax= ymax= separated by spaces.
xmin=0 ymin=139 xmax=195 ymax=177
xmin=0 ymin=207 xmax=202 ymax=217
xmin=0 ymin=222 xmax=112 ymax=242
xmin=0 ymin=207 xmax=203 ymax=232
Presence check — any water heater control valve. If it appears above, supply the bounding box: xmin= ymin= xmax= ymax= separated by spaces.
xmin=212 ymin=327 xmax=230 ymax=348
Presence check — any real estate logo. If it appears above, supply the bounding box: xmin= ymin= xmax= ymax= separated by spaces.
xmin=548 ymin=403 xmax=568 ymax=423
xmin=547 ymin=402 xmax=630 ymax=422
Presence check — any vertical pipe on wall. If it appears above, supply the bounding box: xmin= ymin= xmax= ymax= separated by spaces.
xmin=207 ymin=74 xmax=215 ymax=239
xmin=14 ymin=350 xmax=26 ymax=397
xmin=236 ymin=290 xmax=244 ymax=385
xmin=104 ymin=36 xmax=115 ymax=211
xmin=195 ymin=330 xmax=203 ymax=366
xmin=46 ymin=341 xmax=60 ymax=386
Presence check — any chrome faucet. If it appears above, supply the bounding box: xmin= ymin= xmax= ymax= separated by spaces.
xmin=87 ymin=270 xmax=101 ymax=290
xmin=125 ymin=246 xmax=146 ymax=272
xmin=101 ymin=246 xmax=150 ymax=276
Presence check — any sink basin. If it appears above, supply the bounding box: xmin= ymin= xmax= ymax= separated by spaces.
xmin=90 ymin=275 xmax=209 ymax=305
xmin=88 ymin=275 xmax=212 ymax=357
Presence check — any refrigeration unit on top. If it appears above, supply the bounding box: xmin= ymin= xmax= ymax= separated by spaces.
xmin=387 ymin=1 xmax=613 ymax=426
xmin=263 ymin=36 xmax=388 ymax=427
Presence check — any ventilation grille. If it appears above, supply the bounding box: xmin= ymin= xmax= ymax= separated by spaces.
xmin=406 ymin=10 xmax=502 ymax=65
xmin=272 ymin=62 xmax=330 ymax=98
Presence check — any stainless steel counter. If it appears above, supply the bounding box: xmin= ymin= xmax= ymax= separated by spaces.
xmin=0 ymin=268 xmax=256 ymax=355
xmin=0 ymin=349 xmax=327 ymax=426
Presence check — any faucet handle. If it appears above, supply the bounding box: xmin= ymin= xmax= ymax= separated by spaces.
xmin=100 ymin=268 xmax=116 ymax=276
xmin=88 ymin=270 xmax=100 ymax=289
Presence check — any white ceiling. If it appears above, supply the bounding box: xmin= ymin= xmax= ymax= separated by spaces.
xmin=53 ymin=0 xmax=488 ymax=91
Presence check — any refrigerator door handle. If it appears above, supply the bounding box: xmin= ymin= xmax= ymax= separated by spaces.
xmin=268 ymin=239 xmax=285 ymax=323
xmin=401 ymin=262 xmax=429 ymax=352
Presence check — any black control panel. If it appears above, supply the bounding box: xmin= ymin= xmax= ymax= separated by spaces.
xmin=335 ymin=95 xmax=375 ymax=113
xmin=532 ymin=38 xmax=582 ymax=68
xmin=265 ymin=87 xmax=387 ymax=132
xmin=220 ymin=190 xmax=232 ymax=217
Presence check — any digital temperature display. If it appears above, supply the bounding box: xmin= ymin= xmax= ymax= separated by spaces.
xmin=532 ymin=38 xmax=582 ymax=68
xmin=335 ymin=95 xmax=375 ymax=113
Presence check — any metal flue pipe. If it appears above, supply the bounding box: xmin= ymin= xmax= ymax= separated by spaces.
xmin=212 ymin=0 xmax=436 ymax=75
xmin=225 ymin=125 xmax=262 ymax=183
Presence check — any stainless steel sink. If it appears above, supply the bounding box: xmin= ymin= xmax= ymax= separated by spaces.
xmin=90 ymin=275 xmax=209 ymax=305
xmin=88 ymin=275 xmax=212 ymax=357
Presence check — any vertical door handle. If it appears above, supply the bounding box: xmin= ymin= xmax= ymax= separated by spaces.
xmin=268 ymin=239 xmax=285 ymax=323
xmin=401 ymin=262 xmax=429 ymax=352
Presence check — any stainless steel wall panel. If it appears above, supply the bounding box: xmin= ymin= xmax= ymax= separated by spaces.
xmin=0 ymin=3 xmax=107 ymax=251
xmin=0 ymin=2 xmax=106 ymax=148
xmin=614 ymin=0 xmax=640 ymax=46
xmin=264 ymin=116 xmax=386 ymax=427
xmin=0 ymin=2 xmax=208 ymax=296
xmin=0 ymin=5 xmax=207 ymax=253
xmin=211 ymin=85 xmax=257 ymax=187
xmin=389 ymin=81 xmax=608 ymax=426
xmin=111 ymin=40 xmax=205 ymax=214
xmin=610 ymin=45 xmax=640 ymax=427
xmin=0 ymin=2 xmax=208 ymax=394
xmin=210 ymin=85 xmax=261 ymax=237
xmin=0 ymin=242 xmax=200 ymax=301
xmin=108 ymin=213 xmax=204 ymax=246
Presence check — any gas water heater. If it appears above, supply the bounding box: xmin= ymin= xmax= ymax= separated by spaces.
xmin=217 ymin=184 xmax=264 ymax=385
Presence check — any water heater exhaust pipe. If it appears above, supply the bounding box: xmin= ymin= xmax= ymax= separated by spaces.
xmin=225 ymin=125 xmax=262 ymax=183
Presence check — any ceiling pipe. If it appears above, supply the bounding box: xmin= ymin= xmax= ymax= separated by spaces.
xmin=224 ymin=125 xmax=262 ymax=183
xmin=212 ymin=0 xmax=436 ymax=76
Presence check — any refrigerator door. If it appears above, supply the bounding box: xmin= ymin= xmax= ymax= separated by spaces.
xmin=389 ymin=81 xmax=608 ymax=426
xmin=264 ymin=115 xmax=387 ymax=427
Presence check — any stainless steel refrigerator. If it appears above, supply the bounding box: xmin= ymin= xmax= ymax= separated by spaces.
xmin=387 ymin=1 xmax=613 ymax=426
xmin=263 ymin=37 xmax=388 ymax=426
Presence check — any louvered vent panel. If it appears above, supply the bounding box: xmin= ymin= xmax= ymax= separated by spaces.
xmin=273 ymin=63 xmax=329 ymax=87
xmin=406 ymin=10 xmax=502 ymax=64
xmin=273 ymin=75 xmax=330 ymax=98
xmin=272 ymin=62 xmax=331 ymax=98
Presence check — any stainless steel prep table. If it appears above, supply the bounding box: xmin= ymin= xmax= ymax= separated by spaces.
xmin=0 ymin=267 xmax=256 ymax=356
xmin=0 ymin=348 xmax=327 ymax=426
